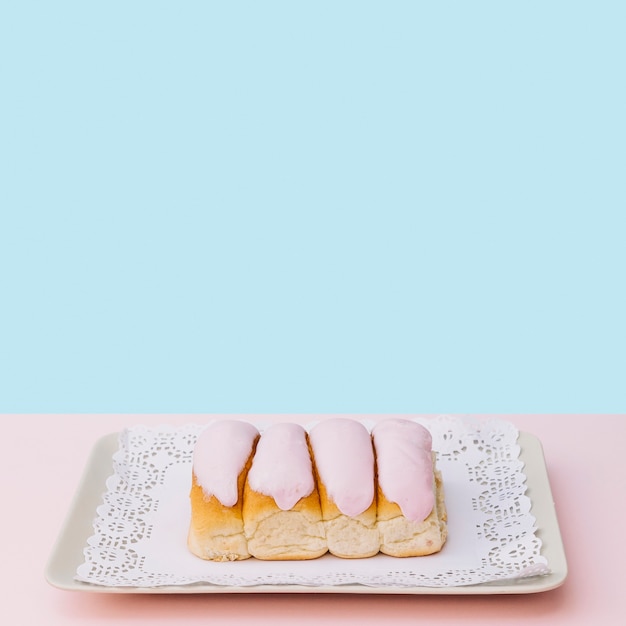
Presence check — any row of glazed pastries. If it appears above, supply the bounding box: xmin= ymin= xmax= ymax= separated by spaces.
xmin=188 ymin=418 xmax=447 ymax=561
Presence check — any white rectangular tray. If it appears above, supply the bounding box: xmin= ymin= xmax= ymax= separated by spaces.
xmin=45 ymin=430 xmax=567 ymax=594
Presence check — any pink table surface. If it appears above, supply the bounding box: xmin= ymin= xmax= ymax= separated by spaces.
xmin=3 ymin=413 xmax=624 ymax=625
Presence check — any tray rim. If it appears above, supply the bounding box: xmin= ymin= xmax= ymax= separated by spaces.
xmin=44 ymin=426 xmax=568 ymax=595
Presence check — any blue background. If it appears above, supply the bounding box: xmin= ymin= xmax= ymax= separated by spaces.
xmin=1 ymin=1 xmax=624 ymax=413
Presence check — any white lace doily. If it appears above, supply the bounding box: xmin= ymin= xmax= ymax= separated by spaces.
xmin=76 ymin=416 xmax=550 ymax=588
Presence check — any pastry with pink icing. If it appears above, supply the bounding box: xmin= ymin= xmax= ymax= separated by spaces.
xmin=242 ymin=422 xmax=327 ymax=560
xmin=372 ymin=418 xmax=447 ymax=557
xmin=188 ymin=417 xmax=447 ymax=561
xmin=309 ymin=418 xmax=379 ymax=558
xmin=188 ymin=419 xmax=260 ymax=561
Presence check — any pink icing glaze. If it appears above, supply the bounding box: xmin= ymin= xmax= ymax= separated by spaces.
xmin=309 ymin=418 xmax=374 ymax=517
xmin=371 ymin=418 xmax=435 ymax=522
xmin=247 ymin=422 xmax=315 ymax=510
xmin=192 ymin=420 xmax=259 ymax=507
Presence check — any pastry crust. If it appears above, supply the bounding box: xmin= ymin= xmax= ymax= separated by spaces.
xmin=187 ymin=422 xmax=259 ymax=561
xmin=315 ymin=473 xmax=379 ymax=558
xmin=310 ymin=418 xmax=379 ymax=558
xmin=242 ymin=427 xmax=327 ymax=561
xmin=187 ymin=442 xmax=258 ymax=561
xmin=242 ymin=485 xmax=327 ymax=560
xmin=377 ymin=461 xmax=447 ymax=557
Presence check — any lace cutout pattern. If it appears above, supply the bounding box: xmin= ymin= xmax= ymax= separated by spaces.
xmin=76 ymin=417 xmax=550 ymax=588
